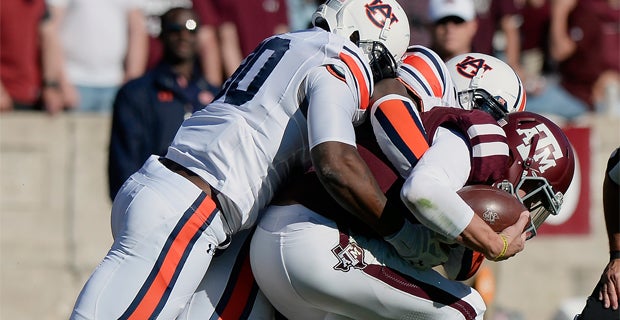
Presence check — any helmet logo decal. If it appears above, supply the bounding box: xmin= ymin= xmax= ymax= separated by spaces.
xmin=515 ymin=123 xmax=564 ymax=173
xmin=494 ymin=96 xmax=507 ymax=108
xmin=455 ymin=55 xmax=493 ymax=79
xmin=365 ymin=0 xmax=399 ymax=29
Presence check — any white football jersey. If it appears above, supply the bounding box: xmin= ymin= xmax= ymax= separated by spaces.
xmin=166 ymin=27 xmax=373 ymax=233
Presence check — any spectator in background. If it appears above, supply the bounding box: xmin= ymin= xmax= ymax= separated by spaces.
xmin=286 ymin=0 xmax=322 ymax=31
xmin=193 ymin=0 xmax=290 ymax=82
xmin=428 ymin=0 xmax=478 ymax=62
xmin=143 ymin=0 xmax=193 ymax=70
xmin=523 ymin=0 xmax=620 ymax=121
xmin=471 ymin=0 xmax=523 ymax=76
xmin=516 ymin=0 xmax=551 ymax=105
xmin=45 ymin=0 xmax=149 ymax=113
xmin=575 ymin=147 xmax=620 ymax=319
xmin=0 ymin=0 xmax=63 ymax=114
xmin=107 ymin=7 xmax=219 ymax=200
xmin=401 ymin=0 xmax=432 ymax=47
xmin=191 ymin=0 xmax=226 ymax=86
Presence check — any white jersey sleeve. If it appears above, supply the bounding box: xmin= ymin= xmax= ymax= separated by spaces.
xmin=306 ymin=67 xmax=359 ymax=149
xmin=400 ymin=127 xmax=474 ymax=239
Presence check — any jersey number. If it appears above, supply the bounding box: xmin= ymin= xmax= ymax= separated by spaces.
xmin=219 ymin=37 xmax=291 ymax=105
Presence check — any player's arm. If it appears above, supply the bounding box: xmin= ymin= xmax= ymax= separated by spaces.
xmin=400 ymin=127 xmax=529 ymax=260
xmin=306 ymin=67 xmax=404 ymax=237
xmin=600 ymin=148 xmax=620 ymax=309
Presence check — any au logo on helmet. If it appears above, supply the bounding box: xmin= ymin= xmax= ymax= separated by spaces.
xmin=365 ymin=0 xmax=399 ymax=29
xmin=455 ymin=55 xmax=493 ymax=78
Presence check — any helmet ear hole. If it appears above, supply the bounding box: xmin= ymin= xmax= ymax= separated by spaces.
xmin=349 ymin=31 xmax=360 ymax=45
xmin=314 ymin=17 xmax=330 ymax=31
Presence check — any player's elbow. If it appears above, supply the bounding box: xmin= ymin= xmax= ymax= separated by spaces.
xmin=313 ymin=149 xmax=358 ymax=188
xmin=400 ymin=176 xmax=427 ymax=215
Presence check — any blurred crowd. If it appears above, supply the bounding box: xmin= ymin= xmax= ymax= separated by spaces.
xmin=1 ymin=0 xmax=618 ymax=122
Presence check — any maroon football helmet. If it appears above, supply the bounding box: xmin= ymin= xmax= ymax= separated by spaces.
xmin=494 ymin=112 xmax=576 ymax=238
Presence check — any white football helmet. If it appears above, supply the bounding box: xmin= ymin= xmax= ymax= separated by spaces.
xmin=445 ymin=53 xmax=526 ymax=120
xmin=312 ymin=0 xmax=410 ymax=81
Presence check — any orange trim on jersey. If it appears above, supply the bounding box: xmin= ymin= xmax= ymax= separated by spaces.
xmin=397 ymin=77 xmax=415 ymax=95
xmin=378 ymin=98 xmax=429 ymax=158
xmin=126 ymin=197 xmax=217 ymax=320
xmin=339 ymin=52 xmax=370 ymax=110
xmin=326 ymin=65 xmax=346 ymax=82
xmin=396 ymin=77 xmax=423 ymax=112
xmin=403 ymin=55 xmax=442 ymax=98
xmin=218 ymin=253 xmax=255 ymax=319
xmin=517 ymin=92 xmax=527 ymax=112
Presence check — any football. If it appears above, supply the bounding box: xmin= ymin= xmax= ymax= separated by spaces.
xmin=457 ymin=184 xmax=528 ymax=232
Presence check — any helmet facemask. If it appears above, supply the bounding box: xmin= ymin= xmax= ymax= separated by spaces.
xmin=496 ymin=176 xmax=563 ymax=240
xmin=457 ymin=67 xmax=510 ymax=121
xmin=357 ymin=39 xmax=399 ymax=81
xmin=458 ymin=89 xmax=509 ymax=121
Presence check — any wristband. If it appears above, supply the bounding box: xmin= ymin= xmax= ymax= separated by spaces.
xmin=611 ymin=250 xmax=620 ymax=260
xmin=494 ymin=234 xmax=509 ymax=261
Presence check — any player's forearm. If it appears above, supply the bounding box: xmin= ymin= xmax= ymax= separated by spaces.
xmin=603 ymin=174 xmax=620 ymax=252
xmin=456 ymin=216 xmax=505 ymax=259
xmin=311 ymin=141 xmax=403 ymax=236
xmin=400 ymin=166 xmax=473 ymax=239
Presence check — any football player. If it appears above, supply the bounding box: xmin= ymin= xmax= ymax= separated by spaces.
xmin=177 ymin=44 xmax=459 ymax=319
xmin=249 ymin=52 xmax=574 ymax=319
xmin=576 ymin=147 xmax=620 ymax=319
xmin=179 ymin=50 xmax=531 ymax=319
xmin=69 ymin=0 xmax=411 ymax=319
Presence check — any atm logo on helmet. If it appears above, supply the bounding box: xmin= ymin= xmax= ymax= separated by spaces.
xmin=455 ymin=55 xmax=493 ymax=78
xmin=365 ymin=0 xmax=399 ymax=28
xmin=516 ymin=123 xmax=564 ymax=174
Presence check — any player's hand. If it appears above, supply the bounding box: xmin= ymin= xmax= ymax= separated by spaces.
xmin=384 ymin=220 xmax=450 ymax=269
xmin=598 ymin=259 xmax=620 ymax=310
xmin=491 ymin=210 xmax=530 ymax=261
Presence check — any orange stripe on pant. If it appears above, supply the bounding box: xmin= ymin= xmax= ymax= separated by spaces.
xmin=378 ymin=98 xmax=429 ymax=159
xmin=125 ymin=195 xmax=218 ymax=320
xmin=218 ymin=253 xmax=256 ymax=319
